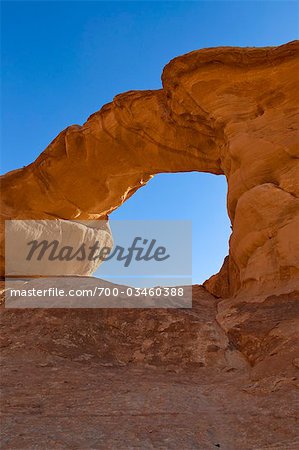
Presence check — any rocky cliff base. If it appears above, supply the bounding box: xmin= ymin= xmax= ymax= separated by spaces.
xmin=1 ymin=280 xmax=298 ymax=449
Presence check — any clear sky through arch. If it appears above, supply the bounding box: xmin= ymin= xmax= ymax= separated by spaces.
xmin=110 ymin=172 xmax=230 ymax=284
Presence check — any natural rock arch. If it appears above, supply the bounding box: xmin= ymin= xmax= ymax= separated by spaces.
xmin=1 ymin=41 xmax=298 ymax=298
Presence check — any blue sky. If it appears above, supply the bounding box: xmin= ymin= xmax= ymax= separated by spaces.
xmin=1 ymin=1 xmax=298 ymax=283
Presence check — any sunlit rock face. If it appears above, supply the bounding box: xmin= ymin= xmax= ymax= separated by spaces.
xmin=1 ymin=41 xmax=298 ymax=298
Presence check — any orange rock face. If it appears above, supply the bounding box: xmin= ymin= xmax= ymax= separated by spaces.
xmin=1 ymin=41 xmax=298 ymax=299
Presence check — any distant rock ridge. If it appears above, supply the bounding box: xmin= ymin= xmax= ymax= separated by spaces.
xmin=1 ymin=41 xmax=299 ymax=299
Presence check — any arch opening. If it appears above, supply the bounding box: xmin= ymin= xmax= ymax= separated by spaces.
xmin=104 ymin=172 xmax=231 ymax=285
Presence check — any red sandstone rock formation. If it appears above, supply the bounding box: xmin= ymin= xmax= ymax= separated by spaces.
xmin=1 ymin=41 xmax=298 ymax=299
xmin=1 ymin=42 xmax=299 ymax=449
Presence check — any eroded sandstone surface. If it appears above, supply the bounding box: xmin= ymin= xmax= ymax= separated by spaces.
xmin=1 ymin=281 xmax=298 ymax=449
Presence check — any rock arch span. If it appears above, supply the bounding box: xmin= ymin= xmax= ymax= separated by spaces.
xmin=1 ymin=41 xmax=298 ymax=298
